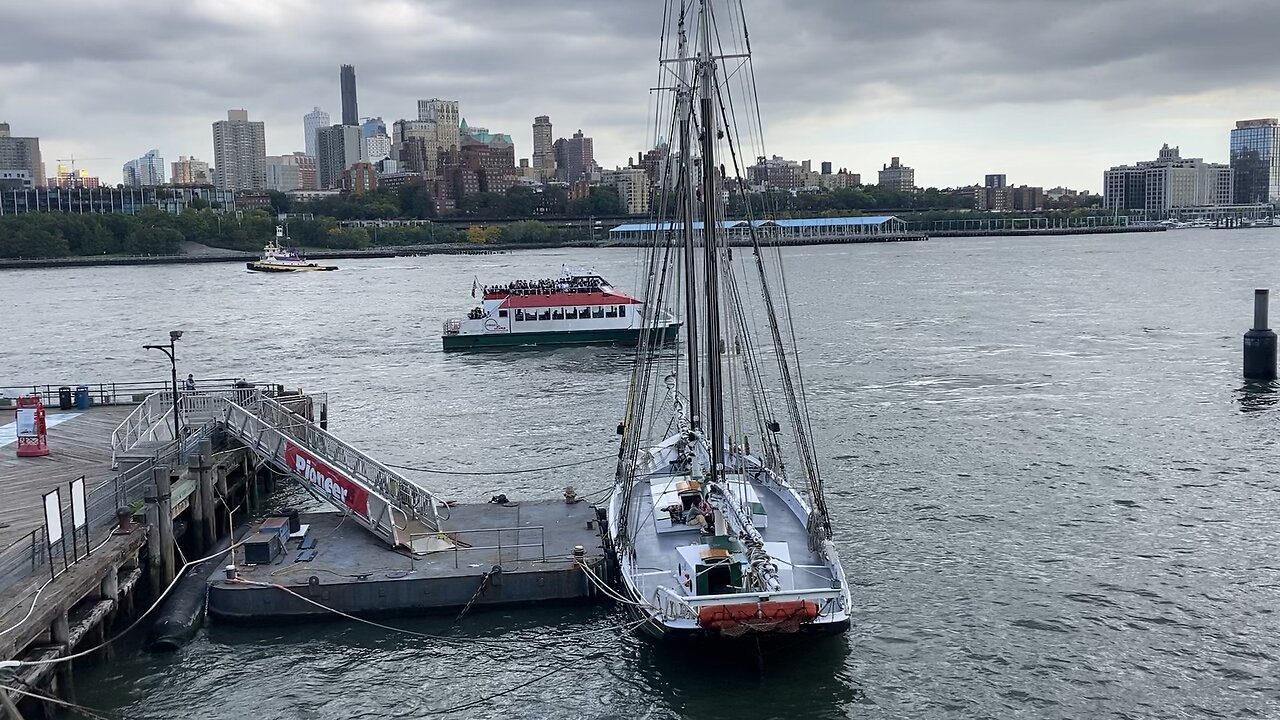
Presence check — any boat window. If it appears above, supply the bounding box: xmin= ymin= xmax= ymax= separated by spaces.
xmin=515 ymin=310 xmax=525 ymax=322
xmin=498 ymin=310 xmax=508 ymax=318
xmin=552 ymin=309 xmax=564 ymax=320
xmin=566 ymin=308 xmax=578 ymax=320
xmin=538 ymin=309 xmax=552 ymax=321
xmin=619 ymin=306 xmax=626 ymax=317
xmin=580 ymin=307 xmax=591 ymax=317
xmin=605 ymin=307 xmax=618 ymax=318
xmin=592 ymin=307 xmax=605 ymax=319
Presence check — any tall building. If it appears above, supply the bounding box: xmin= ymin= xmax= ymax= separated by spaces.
xmin=316 ymin=124 xmax=366 ymax=189
xmin=1230 ymin=118 xmax=1280 ymax=204
xmin=0 ymin=122 xmax=44 ymax=187
xmin=366 ymin=131 xmax=392 ymax=164
xmin=303 ymin=107 xmax=330 ymax=158
xmin=877 ymin=157 xmax=915 ymax=192
xmin=340 ymin=65 xmax=358 ymax=126
xmin=171 ymin=156 xmax=211 ymax=185
xmin=48 ymin=165 xmax=100 ymax=188
xmin=984 ymin=174 xmax=1007 ymax=189
xmin=749 ymin=155 xmax=803 ymax=191
xmin=532 ymin=115 xmax=554 ymax=180
xmin=602 ymin=167 xmax=651 ymax=214
xmin=360 ymin=117 xmax=386 ymax=138
xmin=266 ymin=152 xmax=318 ymax=192
xmin=417 ymin=99 xmax=460 ymax=152
xmin=211 ymin=109 xmax=267 ymax=191
xmin=1103 ymin=143 xmax=1233 ymax=211
xmin=820 ymin=161 xmax=833 ymax=175
xmin=553 ymin=129 xmax=596 ymax=183
xmin=393 ymin=119 xmax=441 ymax=177
xmin=122 ymin=149 xmax=165 ymax=188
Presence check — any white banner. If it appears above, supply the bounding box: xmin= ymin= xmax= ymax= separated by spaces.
xmin=70 ymin=477 xmax=87 ymax=529
xmin=43 ymin=490 xmax=63 ymax=545
xmin=16 ymin=408 xmax=36 ymax=436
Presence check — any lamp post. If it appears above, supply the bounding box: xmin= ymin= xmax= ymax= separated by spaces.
xmin=144 ymin=330 xmax=184 ymax=440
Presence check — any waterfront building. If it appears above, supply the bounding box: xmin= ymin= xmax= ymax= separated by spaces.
xmin=393 ymin=119 xmax=441 ymax=177
xmin=1103 ymin=144 xmax=1233 ymax=211
xmin=0 ymin=122 xmax=44 ymax=187
xmin=122 ymin=149 xmax=165 ymax=188
xmin=418 ymin=99 xmax=460 ymax=152
xmin=316 ymin=125 xmax=366 ymax=190
xmin=601 ymin=167 xmax=651 ymax=214
xmin=821 ymin=161 xmax=833 ymax=175
xmin=0 ymin=169 xmax=34 ymax=191
xmin=340 ymin=65 xmax=359 ymax=126
xmin=303 ymin=107 xmax=330 ymax=158
xmin=1230 ymin=118 xmax=1280 ymax=204
xmin=877 ymin=157 xmax=915 ymax=192
xmin=816 ymin=169 xmax=860 ymax=191
xmin=532 ymin=115 xmax=555 ymax=180
xmin=48 ymin=165 xmax=100 ymax=189
xmin=341 ymin=162 xmax=377 ymax=195
xmin=0 ymin=185 xmax=236 ymax=216
xmin=553 ymin=130 xmax=597 ymax=183
xmin=749 ymin=155 xmax=803 ymax=192
xmin=266 ymin=152 xmax=318 ymax=192
xmin=212 ymin=109 xmax=267 ymax=191
xmin=170 ymin=155 xmax=211 ymax=185
xmin=365 ymin=131 xmax=392 ymax=164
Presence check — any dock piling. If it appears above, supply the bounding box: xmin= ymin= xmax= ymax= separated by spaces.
xmin=1244 ymin=289 xmax=1277 ymax=380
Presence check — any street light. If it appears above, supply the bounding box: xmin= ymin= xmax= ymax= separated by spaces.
xmin=144 ymin=330 xmax=183 ymax=441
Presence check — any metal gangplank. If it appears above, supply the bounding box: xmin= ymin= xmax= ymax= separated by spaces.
xmin=220 ymin=396 xmax=448 ymax=554
xmin=112 ymin=389 xmax=448 ymax=554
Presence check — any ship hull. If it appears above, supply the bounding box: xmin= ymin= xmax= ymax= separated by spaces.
xmin=442 ymin=323 xmax=680 ymax=351
xmin=246 ymin=262 xmax=337 ymax=272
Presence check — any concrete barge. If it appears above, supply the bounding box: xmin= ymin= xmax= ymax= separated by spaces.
xmin=209 ymin=502 xmax=610 ymax=621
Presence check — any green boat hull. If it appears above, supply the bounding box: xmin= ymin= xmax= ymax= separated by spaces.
xmin=442 ymin=324 xmax=680 ymax=351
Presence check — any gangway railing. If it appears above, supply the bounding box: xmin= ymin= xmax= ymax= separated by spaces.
xmin=220 ymin=396 xmax=444 ymax=553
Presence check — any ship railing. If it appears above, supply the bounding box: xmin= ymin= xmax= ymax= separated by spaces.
xmin=408 ymin=525 xmax=546 ymax=569
xmin=653 ymin=585 xmax=848 ymax=620
xmin=443 ymin=319 xmax=462 ymax=335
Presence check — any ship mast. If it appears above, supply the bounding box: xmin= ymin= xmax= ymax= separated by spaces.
xmin=676 ymin=12 xmax=702 ymax=433
xmin=697 ymin=0 xmax=726 ymax=481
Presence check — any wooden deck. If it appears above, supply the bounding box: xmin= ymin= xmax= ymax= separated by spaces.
xmin=0 ymin=406 xmax=134 ymax=549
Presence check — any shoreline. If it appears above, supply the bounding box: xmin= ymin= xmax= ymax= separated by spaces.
xmin=0 ymin=224 xmax=1165 ymax=270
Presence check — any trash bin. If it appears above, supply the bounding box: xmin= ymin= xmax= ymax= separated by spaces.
xmin=58 ymin=386 xmax=73 ymax=410
xmin=74 ymin=385 xmax=90 ymax=409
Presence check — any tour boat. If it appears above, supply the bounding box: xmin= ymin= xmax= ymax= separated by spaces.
xmin=246 ymin=228 xmax=337 ymax=273
xmin=440 ymin=268 xmax=680 ymax=351
xmin=605 ymin=0 xmax=851 ymax=642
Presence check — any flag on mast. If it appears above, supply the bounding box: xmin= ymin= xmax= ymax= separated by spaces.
xmin=471 ymin=276 xmax=478 ymax=298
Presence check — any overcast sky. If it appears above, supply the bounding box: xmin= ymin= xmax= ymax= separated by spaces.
xmin=3 ymin=0 xmax=1279 ymax=192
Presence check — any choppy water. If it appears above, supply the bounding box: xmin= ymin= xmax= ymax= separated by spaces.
xmin=4 ymin=229 xmax=1280 ymax=719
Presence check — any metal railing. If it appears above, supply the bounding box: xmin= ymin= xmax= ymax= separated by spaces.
xmin=0 ymin=431 xmax=201 ymax=603
xmin=407 ymin=526 xmax=547 ymax=569
xmin=0 ymin=378 xmax=241 ymax=408
xmin=651 ymin=584 xmax=847 ymax=621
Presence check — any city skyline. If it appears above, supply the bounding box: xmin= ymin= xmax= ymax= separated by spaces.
xmin=2 ymin=0 xmax=1280 ymax=191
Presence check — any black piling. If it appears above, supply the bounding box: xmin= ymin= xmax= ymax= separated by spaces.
xmin=1243 ymin=289 xmax=1277 ymax=380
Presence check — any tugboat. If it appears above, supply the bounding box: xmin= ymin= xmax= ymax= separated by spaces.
xmin=246 ymin=227 xmax=337 ymax=272
xmin=441 ymin=267 xmax=680 ymax=350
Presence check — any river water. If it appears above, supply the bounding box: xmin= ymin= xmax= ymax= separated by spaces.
xmin=3 ymin=229 xmax=1280 ymax=719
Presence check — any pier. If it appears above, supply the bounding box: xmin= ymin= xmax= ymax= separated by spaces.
xmin=0 ymin=379 xmax=609 ymax=716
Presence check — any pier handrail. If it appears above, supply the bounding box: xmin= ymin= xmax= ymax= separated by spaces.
xmin=110 ymin=391 xmax=178 ymax=466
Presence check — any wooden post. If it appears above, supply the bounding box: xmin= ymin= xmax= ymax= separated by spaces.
xmin=150 ymin=467 xmax=175 ymax=588
xmin=50 ymin=613 xmax=71 ymax=702
xmin=199 ymin=440 xmax=215 ymax=546
xmin=0 ymin=690 xmax=25 ymax=720
xmin=145 ymin=473 xmax=163 ymax=600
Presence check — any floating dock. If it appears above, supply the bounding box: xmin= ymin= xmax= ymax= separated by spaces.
xmin=209 ymin=502 xmax=608 ymax=621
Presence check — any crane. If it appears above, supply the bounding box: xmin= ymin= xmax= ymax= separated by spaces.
xmin=55 ymin=155 xmax=107 ymax=175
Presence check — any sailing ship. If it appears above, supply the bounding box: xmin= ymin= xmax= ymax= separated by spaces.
xmin=246 ymin=227 xmax=337 ymax=272
xmin=605 ymin=0 xmax=851 ymax=640
xmin=441 ymin=267 xmax=680 ymax=350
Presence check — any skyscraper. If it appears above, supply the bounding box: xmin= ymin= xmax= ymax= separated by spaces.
xmin=417 ymin=99 xmax=460 ymax=152
xmin=316 ymin=124 xmax=366 ymax=189
xmin=1103 ymin=143 xmax=1233 ymax=211
xmin=303 ymin=107 xmax=330 ymax=157
xmin=532 ymin=115 xmax=554 ymax=180
xmin=340 ymin=65 xmax=359 ymax=126
xmin=877 ymin=157 xmax=915 ymax=192
xmin=0 ymin=122 xmax=44 ymax=187
xmin=553 ymin=129 xmax=596 ymax=183
xmin=171 ymin=155 xmax=211 ymax=185
xmin=1230 ymin=118 xmax=1280 ymax=204
xmin=212 ymin=109 xmax=267 ymax=191
xmin=123 ymin=149 xmax=165 ymax=188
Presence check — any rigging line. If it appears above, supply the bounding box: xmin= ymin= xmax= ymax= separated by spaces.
xmin=421 ymin=651 xmax=609 ymax=717
xmin=0 ymin=539 xmax=252 ymax=670
xmin=0 ymin=683 xmax=124 ymax=720
xmin=385 ymin=455 xmax=613 ymax=476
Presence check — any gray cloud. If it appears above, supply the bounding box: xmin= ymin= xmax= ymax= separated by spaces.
xmin=1 ymin=0 xmax=1273 ymax=187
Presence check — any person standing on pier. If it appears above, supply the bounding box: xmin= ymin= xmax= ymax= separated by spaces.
xmin=184 ymin=374 xmax=196 ymax=391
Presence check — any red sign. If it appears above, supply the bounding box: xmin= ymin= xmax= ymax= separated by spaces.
xmin=284 ymin=443 xmax=369 ymax=515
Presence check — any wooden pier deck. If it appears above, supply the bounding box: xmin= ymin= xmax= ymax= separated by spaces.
xmin=0 ymin=406 xmax=134 ymax=549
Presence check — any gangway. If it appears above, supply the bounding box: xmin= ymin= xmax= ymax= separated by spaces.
xmin=113 ymin=389 xmax=450 ymax=555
